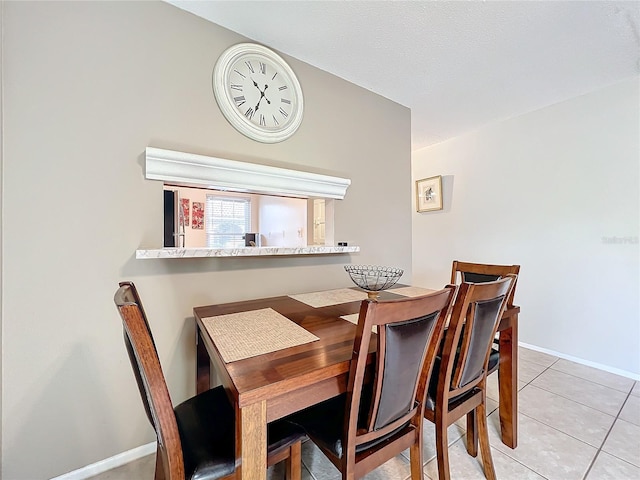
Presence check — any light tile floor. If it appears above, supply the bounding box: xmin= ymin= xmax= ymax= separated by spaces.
xmin=90 ymin=347 xmax=640 ymax=479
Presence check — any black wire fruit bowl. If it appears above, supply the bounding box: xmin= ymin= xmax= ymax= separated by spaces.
xmin=344 ymin=265 xmax=404 ymax=299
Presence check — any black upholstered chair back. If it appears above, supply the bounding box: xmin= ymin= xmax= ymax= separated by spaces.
xmin=443 ymin=276 xmax=516 ymax=395
xmin=346 ymin=287 xmax=455 ymax=451
xmin=461 ymin=272 xmax=500 ymax=284
xmin=456 ymin=296 xmax=506 ymax=388
xmin=450 ymin=261 xmax=520 ymax=307
xmin=114 ymin=283 xmax=185 ymax=479
xmin=372 ymin=312 xmax=439 ymax=430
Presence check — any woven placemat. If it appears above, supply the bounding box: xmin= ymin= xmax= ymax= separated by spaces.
xmin=389 ymin=286 xmax=436 ymax=297
xmin=341 ymin=313 xmax=377 ymax=333
xmin=202 ymin=308 xmax=319 ymax=363
xmin=289 ymin=288 xmax=368 ymax=308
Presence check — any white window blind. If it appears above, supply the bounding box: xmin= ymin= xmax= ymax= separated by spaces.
xmin=205 ymin=195 xmax=251 ymax=248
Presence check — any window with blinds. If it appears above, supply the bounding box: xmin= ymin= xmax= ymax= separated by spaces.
xmin=205 ymin=195 xmax=251 ymax=248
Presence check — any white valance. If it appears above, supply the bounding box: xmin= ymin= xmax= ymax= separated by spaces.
xmin=145 ymin=147 xmax=351 ymax=199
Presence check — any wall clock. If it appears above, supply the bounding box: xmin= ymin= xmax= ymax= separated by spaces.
xmin=213 ymin=43 xmax=304 ymax=143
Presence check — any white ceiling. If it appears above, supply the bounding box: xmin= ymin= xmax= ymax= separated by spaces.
xmin=169 ymin=0 xmax=640 ymax=151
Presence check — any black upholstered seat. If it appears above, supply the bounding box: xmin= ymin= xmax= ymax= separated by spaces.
xmin=425 ymin=350 xmax=499 ymax=412
xmin=114 ymin=281 xmax=305 ymax=480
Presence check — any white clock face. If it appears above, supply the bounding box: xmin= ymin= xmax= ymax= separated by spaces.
xmin=213 ymin=44 xmax=304 ymax=143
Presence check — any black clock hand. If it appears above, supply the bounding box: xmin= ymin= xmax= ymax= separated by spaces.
xmin=255 ymin=90 xmax=266 ymax=111
xmin=263 ymin=85 xmax=271 ymax=105
xmin=252 ymin=79 xmax=268 ymax=111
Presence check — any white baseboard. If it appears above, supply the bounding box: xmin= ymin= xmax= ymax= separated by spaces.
xmin=519 ymin=342 xmax=640 ymax=381
xmin=49 ymin=442 xmax=156 ymax=480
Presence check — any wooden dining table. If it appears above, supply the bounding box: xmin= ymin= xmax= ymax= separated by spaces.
xmin=193 ymin=285 xmax=520 ymax=480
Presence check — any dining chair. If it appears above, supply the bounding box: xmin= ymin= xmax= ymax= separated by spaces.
xmin=450 ymin=261 xmax=520 ymax=307
xmin=450 ymin=260 xmax=521 ymax=388
xmin=290 ymin=286 xmax=457 ymax=479
xmin=114 ymin=281 xmax=305 ymax=480
xmin=424 ymin=275 xmax=517 ymax=480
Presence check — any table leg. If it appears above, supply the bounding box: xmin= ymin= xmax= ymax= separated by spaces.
xmin=196 ymin=328 xmax=211 ymax=395
xmin=498 ymin=313 xmax=518 ymax=448
xmin=237 ymin=400 xmax=267 ymax=480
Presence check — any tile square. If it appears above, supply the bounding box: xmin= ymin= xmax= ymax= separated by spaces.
xmin=518 ymin=384 xmax=615 ymax=447
xmin=631 ymin=382 xmax=640 ymax=397
xmin=531 ymin=368 xmax=627 ymax=416
xmin=361 ymin=455 xmax=411 ymax=480
xmin=302 ymin=438 xmax=411 ymax=480
xmin=519 ymin=359 xmax=551 ymax=383
xmin=86 ymin=454 xmax=155 ymax=479
xmin=301 ymin=440 xmax=341 ymax=480
xmin=486 ymin=369 xmax=529 ymax=403
xmin=423 ymin=437 xmax=545 ymax=480
xmin=587 ymin=451 xmax=640 ymax=480
xmin=619 ymin=395 xmax=640 ymax=426
xmin=486 ymin=372 xmax=500 ymax=402
xmin=602 ymin=419 xmax=640 ymax=467
xmin=401 ymin=419 xmax=466 ymax=464
xmin=518 ymin=347 xmax=559 ymax=368
xmin=267 ymin=460 xmax=314 ymax=480
xmin=487 ymin=412 xmax=597 ymax=480
xmin=551 ymin=359 xmax=635 ymax=393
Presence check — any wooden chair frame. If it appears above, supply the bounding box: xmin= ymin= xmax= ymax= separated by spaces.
xmin=425 ymin=275 xmax=517 ymax=480
xmin=114 ymin=282 xmax=301 ymax=480
xmin=450 ymin=261 xmax=520 ymax=307
xmin=319 ymin=286 xmax=457 ymax=479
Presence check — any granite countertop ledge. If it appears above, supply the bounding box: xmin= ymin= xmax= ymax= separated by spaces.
xmin=136 ymin=245 xmax=360 ymax=259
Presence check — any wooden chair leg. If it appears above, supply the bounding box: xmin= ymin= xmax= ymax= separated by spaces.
xmin=342 ymin=463 xmax=356 ymax=480
xmin=154 ymin=446 xmax=166 ymax=480
xmin=477 ymin=402 xmax=496 ymax=480
xmin=466 ymin=409 xmax=478 ymax=457
xmin=435 ymin=415 xmax=451 ymax=480
xmin=409 ymin=430 xmax=424 ymax=479
xmin=285 ymin=441 xmax=302 ymax=480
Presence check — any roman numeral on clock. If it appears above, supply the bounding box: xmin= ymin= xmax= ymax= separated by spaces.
xmin=245 ymin=61 xmax=254 ymax=73
xmin=259 ymin=62 xmax=266 ymax=74
xmin=230 ymin=84 xmax=243 ymax=91
xmin=279 ymin=107 xmax=289 ymax=118
xmin=245 ymin=107 xmax=255 ymax=119
xmin=234 ymin=95 xmax=246 ymax=107
xmin=281 ymin=98 xmax=291 ymax=105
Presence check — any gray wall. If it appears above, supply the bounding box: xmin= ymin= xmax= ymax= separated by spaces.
xmin=0 ymin=2 xmax=411 ymax=478
xmin=412 ymin=78 xmax=639 ymax=377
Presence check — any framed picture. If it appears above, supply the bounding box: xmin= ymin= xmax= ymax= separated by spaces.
xmin=192 ymin=202 xmax=204 ymax=229
xmin=180 ymin=198 xmax=190 ymax=226
xmin=416 ymin=175 xmax=443 ymax=212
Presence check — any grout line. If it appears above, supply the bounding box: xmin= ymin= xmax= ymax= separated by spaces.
xmin=441 ymin=434 xmax=552 ymax=480
xmin=581 ymin=388 xmax=635 ymax=480
xmin=547 ymin=364 xmax=636 ymax=393
xmin=490 ymin=441 xmax=552 ymax=480
xmin=522 ymin=361 xmax=555 ymax=385
xmin=516 ymin=410 xmax=604 ymax=449
xmin=528 ymin=364 xmax=633 ymax=417
xmin=529 ymin=382 xmax=624 ymax=419
xmin=519 ymin=344 xmax=639 ymax=381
